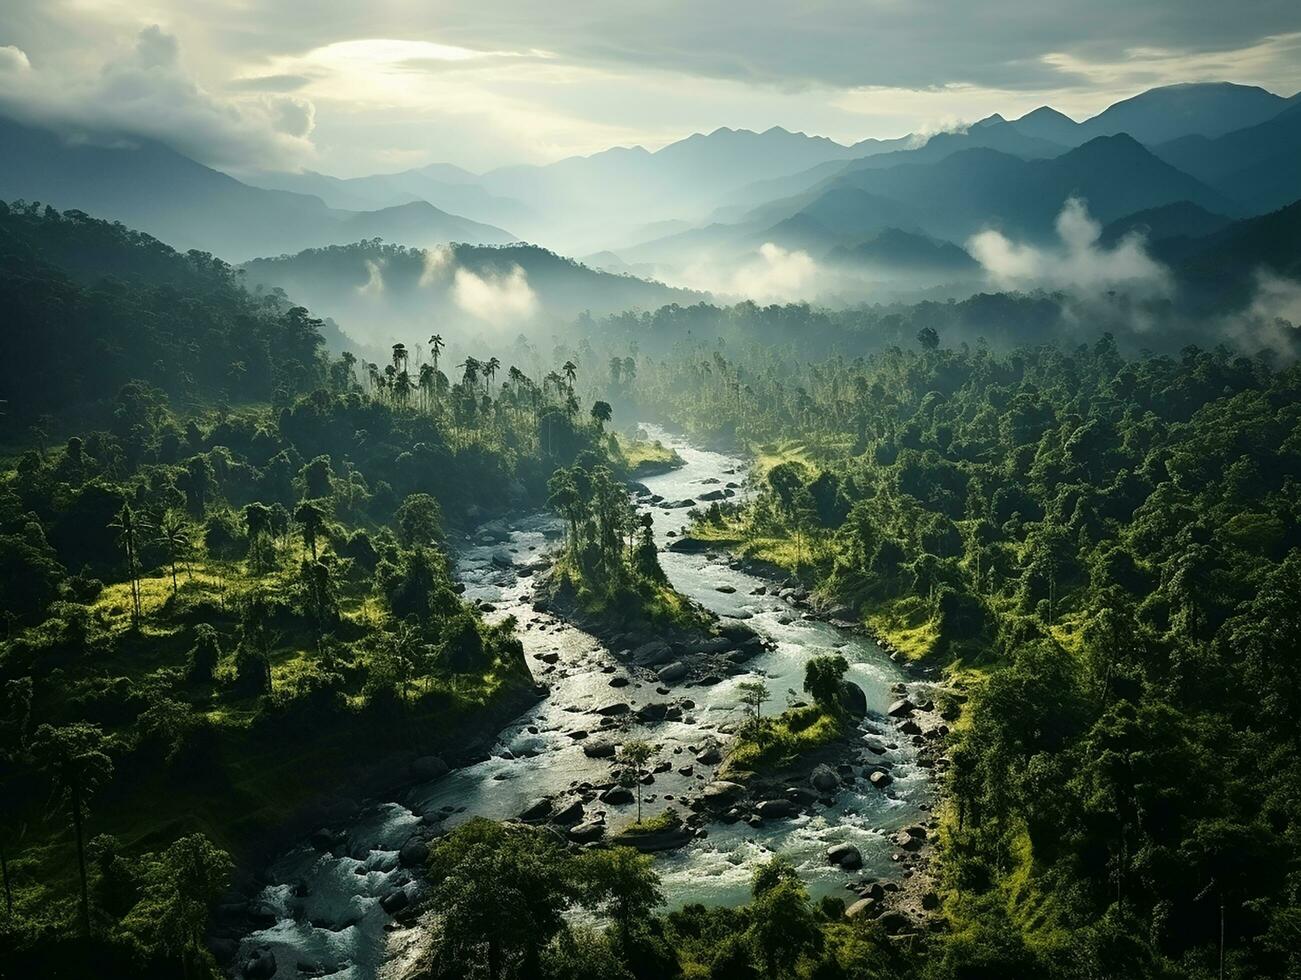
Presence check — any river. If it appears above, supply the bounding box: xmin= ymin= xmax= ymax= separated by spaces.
xmin=230 ymin=426 xmax=934 ymax=979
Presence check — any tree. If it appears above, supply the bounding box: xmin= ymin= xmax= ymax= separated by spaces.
xmin=746 ymin=857 xmax=821 ymax=978
xmin=31 ymin=722 xmax=114 ymax=934
xmin=917 ymin=326 xmax=940 ymax=350
xmin=738 ymin=680 xmax=771 ymax=738
xmin=591 ymin=400 xmax=613 ymax=430
xmin=123 ymin=833 xmax=231 ymax=973
xmin=621 ymin=740 xmax=654 ymax=823
xmin=427 ymin=819 xmax=577 ymax=980
xmin=294 ymin=500 xmax=327 ymax=561
xmin=576 ymin=846 xmax=664 ymax=957
xmin=187 ymin=624 xmax=221 ymax=683
xmin=395 ymin=492 xmax=445 ymax=550
xmin=109 ymin=504 xmax=148 ymax=626
xmin=156 ymin=509 xmax=193 ymax=597
xmin=803 ymin=655 xmax=849 ymax=712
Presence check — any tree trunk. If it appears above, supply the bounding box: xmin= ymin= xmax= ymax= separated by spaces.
xmin=71 ymin=781 xmax=90 ymax=935
xmin=1 ymin=839 xmax=12 ymax=915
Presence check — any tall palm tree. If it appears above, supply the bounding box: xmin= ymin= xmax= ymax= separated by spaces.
xmin=32 ymin=723 xmax=113 ymax=936
xmin=484 ymin=356 xmax=501 ymax=397
xmin=156 ymin=510 xmax=193 ymax=597
xmin=562 ymin=360 xmax=578 ymax=391
xmin=109 ymin=504 xmax=148 ymax=626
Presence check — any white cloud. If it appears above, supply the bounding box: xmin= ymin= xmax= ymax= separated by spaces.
xmin=357 ymin=258 xmax=385 ymax=295
xmin=0 ymin=45 xmax=32 ymax=74
xmin=1226 ymin=270 xmax=1301 ymax=356
xmin=0 ymin=26 xmax=315 ymax=170
xmin=967 ymin=197 xmax=1171 ymax=296
xmin=452 ymin=265 xmax=538 ymax=323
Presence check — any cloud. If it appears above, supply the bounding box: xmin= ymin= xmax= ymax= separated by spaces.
xmin=357 ymin=258 xmax=385 ymax=296
xmin=0 ymin=25 xmax=315 ymax=170
xmin=1225 ymin=270 xmax=1301 ymax=356
xmin=419 ymin=245 xmax=454 ymax=286
xmin=967 ymin=197 xmax=1171 ymax=296
xmin=731 ymin=243 xmax=820 ymax=302
xmin=452 ymin=265 xmax=538 ymax=323
xmin=0 ymin=45 xmax=32 ymax=74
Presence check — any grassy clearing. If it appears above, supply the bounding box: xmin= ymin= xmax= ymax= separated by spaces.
xmin=614 ymin=433 xmax=684 ymax=476
xmin=865 ymin=595 xmax=941 ymax=661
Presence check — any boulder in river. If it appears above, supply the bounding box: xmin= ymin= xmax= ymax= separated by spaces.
xmin=583 ymin=740 xmax=617 ymax=759
xmin=600 ymin=786 xmax=635 ymax=805
xmin=869 ymin=770 xmax=893 ymax=789
xmin=410 ymin=756 xmax=450 ymax=780
xmin=595 ymin=702 xmax=630 ymax=717
xmin=845 ymin=897 xmax=878 ymax=919
xmin=632 ymin=640 xmax=673 ymax=665
xmin=887 ymin=698 xmax=915 ymax=718
xmin=702 ymin=781 xmax=747 ymax=808
xmin=380 ymin=887 xmax=410 ymax=915
xmin=810 ymin=764 xmax=839 ymax=792
xmin=551 ymin=799 xmax=585 ymax=825
xmin=755 ymin=799 xmax=798 ymax=819
xmin=826 ymin=843 xmax=863 ymax=869
xmin=398 ymin=836 xmax=429 ymax=868
xmin=242 ymin=949 xmax=277 ymax=980
xmin=519 ymin=797 xmax=553 ymax=821
xmin=568 ymin=819 xmax=605 ymax=843
xmin=838 ymin=681 xmax=868 ymax=717
xmin=636 ymin=702 xmax=669 ymax=722
xmin=657 ymin=662 xmax=688 ymax=683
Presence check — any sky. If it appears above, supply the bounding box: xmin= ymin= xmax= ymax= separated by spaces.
xmin=2 ymin=0 xmax=1300 ymax=177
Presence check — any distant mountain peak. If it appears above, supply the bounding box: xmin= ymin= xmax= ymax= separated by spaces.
xmin=970 ymin=113 xmax=1007 ymax=129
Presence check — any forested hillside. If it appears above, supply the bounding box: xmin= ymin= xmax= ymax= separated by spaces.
xmin=0 ymin=202 xmax=331 ymax=424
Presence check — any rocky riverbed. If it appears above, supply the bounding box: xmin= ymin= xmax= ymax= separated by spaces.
xmin=221 ymin=425 xmax=942 ymax=979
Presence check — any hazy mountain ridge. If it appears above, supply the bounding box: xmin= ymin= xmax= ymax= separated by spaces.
xmin=0 ymin=115 xmax=516 ymax=262
xmin=239 ymin=239 xmax=706 ymax=347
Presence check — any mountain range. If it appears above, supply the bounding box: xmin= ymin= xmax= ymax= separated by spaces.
xmin=1 ymin=80 xmax=1298 ymax=306
xmin=0 ymin=116 xmax=515 ymax=262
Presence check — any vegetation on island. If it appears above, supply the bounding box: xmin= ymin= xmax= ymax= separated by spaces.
xmin=544 ymin=455 xmax=708 ymax=632
xmin=722 ymin=656 xmax=851 ymax=776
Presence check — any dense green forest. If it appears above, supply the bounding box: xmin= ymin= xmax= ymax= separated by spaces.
xmin=3 ymin=201 xmax=1300 ymax=980
xmin=588 ymin=332 xmax=1301 ymax=977
xmin=0 ymin=205 xmax=671 ymax=977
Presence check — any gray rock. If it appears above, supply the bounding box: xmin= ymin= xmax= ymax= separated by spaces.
xmin=519 ymin=797 xmax=553 ymax=821
xmin=410 ymin=756 xmax=450 ymax=780
xmin=869 ymin=770 xmax=893 ymax=789
xmin=600 ymin=786 xmax=635 ymax=805
xmin=380 ymin=888 xmax=410 ymax=914
xmin=582 ymin=740 xmax=617 ymax=759
xmin=595 ymin=702 xmax=630 ymax=716
xmin=887 ymin=698 xmax=915 ymax=718
xmin=755 ymin=799 xmax=798 ymax=819
xmin=657 ymin=662 xmax=688 ymax=683
xmin=702 ymin=781 xmax=746 ymax=808
xmin=810 ymin=764 xmax=839 ymax=792
xmin=398 ymin=837 xmax=429 ymax=868
xmin=568 ymin=819 xmax=605 ymax=843
xmin=242 ymin=949 xmax=277 ymax=979
xmin=551 ymin=799 xmax=585 ymax=825
xmin=845 ymin=897 xmax=877 ymax=919
xmin=839 ymin=681 xmax=868 ymax=717
xmin=826 ymin=843 xmax=863 ymax=869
